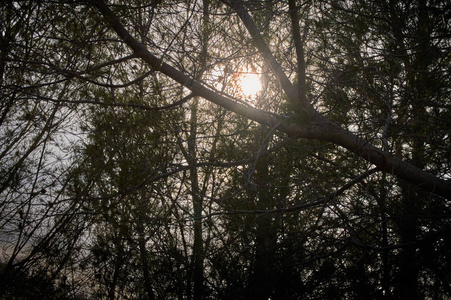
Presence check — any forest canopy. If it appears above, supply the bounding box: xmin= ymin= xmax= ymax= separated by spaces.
xmin=1 ymin=0 xmax=450 ymax=299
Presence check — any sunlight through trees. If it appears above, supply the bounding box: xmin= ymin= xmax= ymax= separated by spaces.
xmin=1 ymin=0 xmax=450 ymax=299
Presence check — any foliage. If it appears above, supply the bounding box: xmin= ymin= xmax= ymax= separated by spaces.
xmin=1 ymin=0 xmax=450 ymax=299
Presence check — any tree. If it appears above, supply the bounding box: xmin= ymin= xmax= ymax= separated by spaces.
xmin=91 ymin=0 xmax=450 ymax=198
xmin=1 ymin=0 xmax=450 ymax=298
xmin=1 ymin=2 xmax=92 ymax=298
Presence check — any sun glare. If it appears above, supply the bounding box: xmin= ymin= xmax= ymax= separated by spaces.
xmin=238 ymin=72 xmax=262 ymax=97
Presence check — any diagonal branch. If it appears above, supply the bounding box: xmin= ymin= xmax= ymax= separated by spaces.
xmin=90 ymin=0 xmax=287 ymax=131
xmin=89 ymin=0 xmax=451 ymax=200
xmin=228 ymin=0 xmax=314 ymax=119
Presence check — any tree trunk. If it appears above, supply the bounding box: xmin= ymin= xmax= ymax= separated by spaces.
xmin=247 ymin=135 xmax=279 ymax=299
xmin=248 ymin=214 xmax=277 ymax=299
xmin=188 ymin=100 xmax=205 ymax=300
xmin=137 ymin=217 xmax=156 ymax=300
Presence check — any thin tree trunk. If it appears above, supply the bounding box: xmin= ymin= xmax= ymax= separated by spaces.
xmin=187 ymin=99 xmax=205 ymax=300
xmin=246 ymin=129 xmax=279 ymax=299
xmin=137 ymin=217 xmax=156 ymax=300
xmin=378 ymin=178 xmax=391 ymax=298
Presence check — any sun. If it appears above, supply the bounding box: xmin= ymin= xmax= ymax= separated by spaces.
xmin=238 ymin=72 xmax=262 ymax=97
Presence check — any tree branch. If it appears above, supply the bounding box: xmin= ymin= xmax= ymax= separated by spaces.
xmin=228 ymin=0 xmax=314 ymax=118
xmin=288 ymin=0 xmax=308 ymax=108
xmin=89 ymin=0 xmax=451 ymax=200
